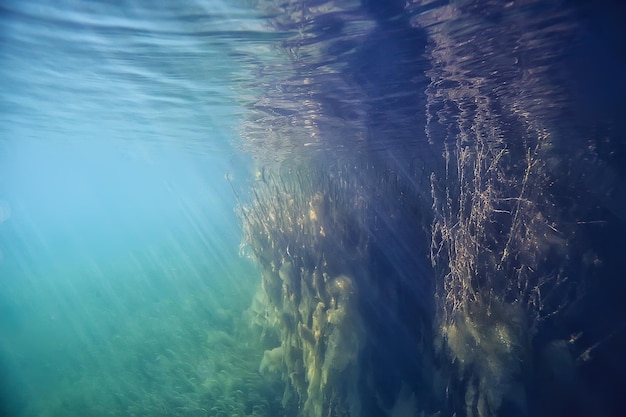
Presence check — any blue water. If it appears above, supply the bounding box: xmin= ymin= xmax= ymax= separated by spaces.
xmin=1 ymin=1 xmax=626 ymax=417
xmin=0 ymin=1 xmax=266 ymax=415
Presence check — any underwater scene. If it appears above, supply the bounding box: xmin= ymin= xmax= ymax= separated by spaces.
xmin=1 ymin=0 xmax=626 ymax=416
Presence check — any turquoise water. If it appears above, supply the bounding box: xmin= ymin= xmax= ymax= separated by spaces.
xmin=0 ymin=1 xmax=271 ymax=415
xmin=2 ymin=1 xmax=626 ymax=417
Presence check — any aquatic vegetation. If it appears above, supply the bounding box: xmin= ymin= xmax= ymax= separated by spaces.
xmin=236 ymin=1 xmax=623 ymax=417
xmin=240 ymin=164 xmax=370 ymax=417
xmin=3 ymin=1 xmax=625 ymax=417
xmin=12 ymin=253 xmax=284 ymax=417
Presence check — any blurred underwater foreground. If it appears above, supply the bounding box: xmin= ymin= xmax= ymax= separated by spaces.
xmin=1 ymin=0 xmax=626 ymax=417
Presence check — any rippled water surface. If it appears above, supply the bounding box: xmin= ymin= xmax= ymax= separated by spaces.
xmin=1 ymin=1 xmax=625 ymax=417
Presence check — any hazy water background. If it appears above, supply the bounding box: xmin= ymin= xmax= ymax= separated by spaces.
xmin=1 ymin=0 xmax=626 ymax=417
xmin=0 ymin=0 xmax=275 ymax=415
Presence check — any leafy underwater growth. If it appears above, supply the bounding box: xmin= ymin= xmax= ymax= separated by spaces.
xmin=16 ymin=257 xmax=284 ymax=417
xmin=241 ymin=164 xmax=369 ymax=417
xmin=238 ymin=1 xmax=616 ymax=416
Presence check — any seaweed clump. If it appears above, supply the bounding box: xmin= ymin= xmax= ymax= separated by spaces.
xmin=241 ymin=163 xmax=369 ymax=417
